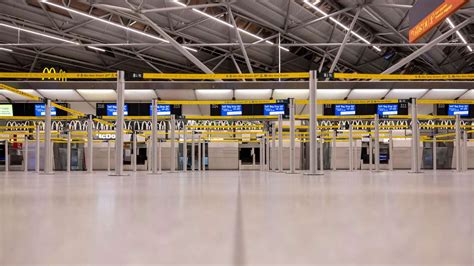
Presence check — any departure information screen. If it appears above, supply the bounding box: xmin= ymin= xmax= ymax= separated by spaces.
xmin=150 ymin=104 xmax=171 ymax=116
xmin=35 ymin=104 xmax=57 ymax=116
xmin=377 ymin=104 xmax=398 ymax=116
xmin=335 ymin=104 xmax=356 ymax=116
xmin=0 ymin=104 xmax=13 ymax=116
xmin=448 ymin=104 xmax=469 ymax=116
xmin=221 ymin=104 xmax=242 ymax=116
xmin=264 ymin=104 xmax=285 ymax=116
xmin=106 ymin=104 xmax=128 ymax=116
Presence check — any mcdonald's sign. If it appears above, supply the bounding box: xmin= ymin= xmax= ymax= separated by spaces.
xmin=42 ymin=67 xmax=67 ymax=82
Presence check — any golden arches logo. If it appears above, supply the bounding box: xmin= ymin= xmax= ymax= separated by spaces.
xmin=42 ymin=67 xmax=67 ymax=82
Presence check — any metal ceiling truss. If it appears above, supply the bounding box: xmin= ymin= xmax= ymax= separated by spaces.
xmin=0 ymin=0 xmax=471 ymax=75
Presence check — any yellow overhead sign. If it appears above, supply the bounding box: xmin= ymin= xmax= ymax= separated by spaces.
xmin=0 ymin=84 xmax=42 ymax=100
xmin=143 ymin=72 xmax=309 ymax=80
xmin=0 ymin=72 xmax=117 ymax=79
xmin=334 ymin=73 xmax=474 ymax=80
xmin=156 ymin=100 xmax=279 ymax=105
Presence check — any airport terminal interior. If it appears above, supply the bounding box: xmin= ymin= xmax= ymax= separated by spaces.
xmin=0 ymin=0 xmax=473 ymax=265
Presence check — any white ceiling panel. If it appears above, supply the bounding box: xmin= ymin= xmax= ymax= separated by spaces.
xmin=235 ymin=89 xmax=271 ymax=100
xmin=458 ymin=90 xmax=474 ymax=100
xmin=124 ymin=89 xmax=156 ymax=101
xmin=385 ymin=89 xmax=428 ymax=99
xmin=317 ymin=89 xmax=350 ymax=99
xmin=38 ymin=89 xmax=83 ymax=101
xmin=195 ymin=89 xmax=233 ymax=100
xmin=273 ymin=89 xmax=308 ymax=99
xmin=0 ymin=89 xmax=42 ymax=101
xmin=347 ymin=89 xmax=389 ymax=100
xmin=157 ymin=89 xmax=195 ymax=100
xmin=422 ymin=89 xmax=467 ymax=99
xmin=77 ymin=89 xmax=116 ymax=101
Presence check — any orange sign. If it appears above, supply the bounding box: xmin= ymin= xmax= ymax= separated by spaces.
xmin=409 ymin=0 xmax=468 ymax=43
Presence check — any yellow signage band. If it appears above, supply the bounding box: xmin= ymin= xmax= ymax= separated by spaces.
xmin=143 ymin=72 xmax=309 ymax=80
xmin=295 ymin=99 xmax=400 ymax=105
xmin=0 ymin=72 xmax=117 ymax=79
xmin=333 ymin=73 xmax=474 ymax=80
xmin=0 ymin=84 xmax=42 ymax=101
xmin=156 ymin=100 xmax=279 ymax=105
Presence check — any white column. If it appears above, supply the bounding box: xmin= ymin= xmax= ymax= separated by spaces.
xmin=132 ymin=132 xmax=137 ymax=172
xmin=191 ymin=131 xmax=195 ymax=171
xmin=35 ymin=124 xmax=40 ymax=173
xmin=319 ymin=137 xmax=324 ymax=172
xmin=197 ymin=138 xmax=201 ymax=171
xmin=349 ymin=124 xmax=353 ymax=171
xmin=170 ymin=115 xmax=176 ymax=172
xmin=307 ymin=70 xmax=321 ymax=175
xmin=271 ymin=124 xmax=276 ymax=171
xmin=389 ymin=130 xmax=393 ymax=171
xmin=410 ymin=98 xmax=421 ymax=173
xmin=67 ymin=131 xmax=71 ymax=172
xmin=265 ymin=132 xmax=270 ymax=171
xmin=278 ymin=115 xmax=283 ymax=172
xmin=289 ymin=98 xmax=296 ymax=174
xmin=260 ymin=138 xmax=264 ymax=171
xmin=183 ymin=123 xmax=188 ymax=172
xmin=107 ymin=140 xmax=111 ymax=172
xmin=151 ymin=99 xmax=158 ymax=174
xmin=4 ymin=140 xmax=8 ymax=172
xmin=44 ymin=99 xmax=53 ymax=174
xmin=114 ymin=70 xmax=125 ymax=176
xmin=369 ymin=136 xmax=373 ymax=171
xmin=455 ymin=114 xmax=461 ymax=172
xmin=331 ymin=130 xmax=336 ymax=171
xmin=23 ymin=134 xmax=28 ymax=172
xmin=87 ymin=115 xmax=93 ymax=173
xmin=462 ymin=130 xmax=467 ymax=172
xmin=201 ymin=141 xmax=206 ymax=172
xmin=158 ymin=139 xmax=162 ymax=173
xmin=374 ymin=114 xmax=380 ymax=172
xmin=433 ymin=136 xmax=437 ymax=172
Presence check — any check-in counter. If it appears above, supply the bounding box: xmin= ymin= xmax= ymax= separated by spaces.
xmin=208 ymin=142 xmax=239 ymax=170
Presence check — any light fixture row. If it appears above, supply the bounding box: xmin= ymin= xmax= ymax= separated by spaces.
xmin=34 ymin=0 xmax=198 ymax=52
xmin=303 ymin=0 xmax=381 ymax=52
xmin=172 ymin=0 xmax=290 ymax=52
xmin=446 ymin=18 xmax=472 ymax=52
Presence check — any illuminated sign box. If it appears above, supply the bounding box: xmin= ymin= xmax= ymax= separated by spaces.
xmin=335 ymin=104 xmax=356 ymax=116
xmin=35 ymin=104 xmax=57 ymax=116
xmin=150 ymin=104 xmax=171 ymax=116
xmin=409 ymin=0 xmax=468 ymax=43
xmin=377 ymin=104 xmax=398 ymax=116
xmin=0 ymin=104 xmax=13 ymax=116
xmin=106 ymin=104 xmax=128 ymax=116
xmin=448 ymin=104 xmax=469 ymax=116
xmin=264 ymin=104 xmax=285 ymax=116
xmin=221 ymin=104 xmax=242 ymax=116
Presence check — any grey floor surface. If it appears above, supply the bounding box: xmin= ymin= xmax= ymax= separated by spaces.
xmin=1 ymin=170 xmax=473 ymax=265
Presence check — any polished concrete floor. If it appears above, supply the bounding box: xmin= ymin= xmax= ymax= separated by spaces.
xmin=0 ymin=170 xmax=473 ymax=265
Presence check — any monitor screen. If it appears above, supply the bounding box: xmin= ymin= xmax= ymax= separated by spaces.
xmin=150 ymin=104 xmax=171 ymax=116
xmin=448 ymin=104 xmax=469 ymax=116
xmin=264 ymin=104 xmax=285 ymax=116
xmin=35 ymin=104 xmax=57 ymax=116
xmin=221 ymin=104 xmax=242 ymax=116
xmin=106 ymin=104 xmax=128 ymax=116
xmin=335 ymin=104 xmax=356 ymax=116
xmin=377 ymin=104 xmax=398 ymax=116
xmin=0 ymin=104 xmax=13 ymax=116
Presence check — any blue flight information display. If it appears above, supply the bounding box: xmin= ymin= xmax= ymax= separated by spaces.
xmin=106 ymin=104 xmax=128 ymax=116
xmin=448 ymin=104 xmax=469 ymax=116
xmin=335 ymin=104 xmax=356 ymax=116
xmin=264 ymin=104 xmax=285 ymax=116
xmin=377 ymin=104 xmax=398 ymax=116
xmin=34 ymin=104 xmax=57 ymax=116
xmin=221 ymin=104 xmax=242 ymax=116
xmin=150 ymin=104 xmax=171 ymax=116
